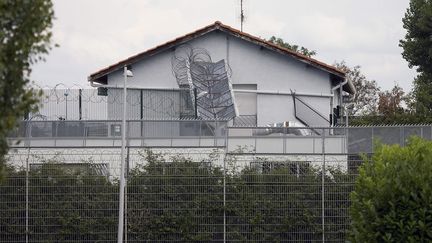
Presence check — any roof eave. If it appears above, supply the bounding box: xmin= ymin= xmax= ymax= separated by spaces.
xmin=88 ymin=21 xmax=346 ymax=83
xmin=88 ymin=23 xmax=222 ymax=82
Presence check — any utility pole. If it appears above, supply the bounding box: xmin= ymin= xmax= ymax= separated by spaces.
xmin=118 ymin=66 xmax=133 ymax=243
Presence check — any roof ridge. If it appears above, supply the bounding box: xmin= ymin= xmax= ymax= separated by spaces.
xmin=88 ymin=21 xmax=348 ymax=90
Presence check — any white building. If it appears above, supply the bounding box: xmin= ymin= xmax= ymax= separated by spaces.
xmin=8 ymin=21 xmax=362 ymax=171
xmin=88 ymin=21 xmax=355 ymax=127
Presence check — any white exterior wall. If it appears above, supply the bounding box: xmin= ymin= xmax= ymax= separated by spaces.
xmin=106 ymin=31 xmax=335 ymax=126
xmin=108 ymin=49 xmax=178 ymax=89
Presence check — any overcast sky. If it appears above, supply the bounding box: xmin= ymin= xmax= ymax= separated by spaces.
xmin=31 ymin=0 xmax=417 ymax=92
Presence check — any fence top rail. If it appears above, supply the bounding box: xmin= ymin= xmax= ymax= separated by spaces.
xmin=7 ymin=145 xmax=227 ymax=149
xmin=40 ymin=87 xmax=192 ymax=91
xmin=18 ymin=120 xmax=432 ymax=127
xmin=335 ymin=124 xmax=432 ymax=128
xmin=20 ymin=119 xmax=230 ymax=123
xmin=230 ymin=125 xmax=432 ymax=129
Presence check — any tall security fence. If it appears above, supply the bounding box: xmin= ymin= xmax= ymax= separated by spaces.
xmin=2 ymin=125 xmax=431 ymax=242
xmin=31 ymin=88 xmax=195 ymax=121
xmin=1 ymin=148 xmax=357 ymax=242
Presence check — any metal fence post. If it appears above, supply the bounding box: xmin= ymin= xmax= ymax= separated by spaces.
xmin=283 ymin=127 xmax=287 ymax=154
xmin=214 ymin=120 xmax=217 ymax=147
xmin=223 ymin=125 xmax=228 ymax=243
xmin=25 ymin=121 xmax=31 ymax=243
xmin=199 ymin=120 xmax=202 ymax=147
xmin=194 ymin=88 xmax=198 ymax=119
xmin=79 ymin=89 xmax=82 ymax=120
xmin=125 ymin=146 xmax=130 ymax=243
xmin=371 ymin=127 xmax=374 ymax=154
xmin=140 ymin=89 xmax=143 ymax=138
xmin=321 ymin=128 xmax=326 ymax=242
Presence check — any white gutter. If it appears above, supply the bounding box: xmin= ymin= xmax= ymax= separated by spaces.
xmin=332 ymin=79 xmax=348 ymax=98
xmin=89 ymin=83 xmax=334 ymax=98
xmin=331 ymin=79 xmax=348 ymax=106
xmin=233 ymin=89 xmax=333 ymax=98
xmin=89 ymin=80 xmax=103 ymax=88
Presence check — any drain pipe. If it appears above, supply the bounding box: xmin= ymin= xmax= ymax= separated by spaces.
xmin=331 ymin=79 xmax=348 ymax=126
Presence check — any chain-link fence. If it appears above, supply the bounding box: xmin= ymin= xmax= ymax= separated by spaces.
xmin=2 ymin=147 xmax=359 ymax=242
xmin=2 ymin=125 xmax=431 ymax=242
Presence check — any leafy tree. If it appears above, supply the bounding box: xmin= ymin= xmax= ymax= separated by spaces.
xmin=349 ymin=82 xmax=432 ymax=125
xmin=268 ymin=36 xmax=317 ymax=57
xmin=349 ymin=137 xmax=432 ymax=242
xmin=409 ymin=73 xmax=432 ymax=114
xmin=400 ymin=0 xmax=432 ymax=75
xmin=0 ymin=0 xmax=55 ymax=181
xmin=400 ymin=0 xmax=432 ymax=114
xmin=335 ymin=61 xmax=380 ymax=116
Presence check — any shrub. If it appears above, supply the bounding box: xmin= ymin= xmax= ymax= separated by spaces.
xmin=349 ymin=137 xmax=432 ymax=242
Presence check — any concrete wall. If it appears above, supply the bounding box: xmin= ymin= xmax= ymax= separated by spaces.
xmin=107 ymin=30 xmax=335 ymax=126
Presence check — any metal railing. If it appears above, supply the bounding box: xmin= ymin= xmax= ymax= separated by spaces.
xmin=293 ymin=95 xmax=330 ymax=127
xmin=10 ymin=120 xmax=227 ymax=138
xmin=8 ymin=122 xmax=432 ymax=153
xmin=232 ymin=115 xmax=257 ymax=127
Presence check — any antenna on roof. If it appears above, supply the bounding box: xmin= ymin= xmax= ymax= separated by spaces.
xmin=240 ymin=0 xmax=245 ymax=32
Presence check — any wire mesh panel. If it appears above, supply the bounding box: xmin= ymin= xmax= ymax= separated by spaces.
xmin=4 ymin=125 xmax=432 ymax=242
xmin=323 ymin=156 xmax=359 ymax=242
xmin=126 ymin=149 xmax=225 ymax=242
xmin=30 ymin=88 xmax=195 ymax=121
xmin=35 ymin=88 xmax=109 ymax=120
xmin=225 ymin=154 xmax=323 ymax=242
xmin=232 ymin=115 xmax=257 ymax=127
xmin=1 ymin=149 xmax=121 ymax=242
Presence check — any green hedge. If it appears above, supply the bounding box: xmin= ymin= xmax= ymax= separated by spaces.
xmin=350 ymin=137 xmax=432 ymax=242
xmin=1 ymin=150 xmax=353 ymax=242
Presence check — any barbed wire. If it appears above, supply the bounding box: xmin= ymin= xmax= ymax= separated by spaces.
xmin=31 ymin=44 xmax=236 ymax=121
xmin=171 ymin=44 xmax=233 ymax=86
xmin=28 ymin=83 xmax=194 ymax=120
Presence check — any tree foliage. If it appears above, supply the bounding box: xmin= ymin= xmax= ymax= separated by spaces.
xmin=335 ymin=61 xmax=380 ymax=116
xmin=349 ymin=137 xmax=432 ymax=242
xmin=400 ymin=0 xmax=432 ymax=115
xmin=410 ymin=72 xmax=432 ymax=114
xmin=377 ymin=84 xmax=406 ymax=116
xmin=268 ymin=36 xmax=317 ymax=57
xmin=400 ymin=0 xmax=432 ymax=75
xmin=0 ymin=158 xmax=117 ymax=242
xmin=335 ymin=61 xmax=426 ymax=125
xmin=0 ymin=0 xmax=54 ymax=181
